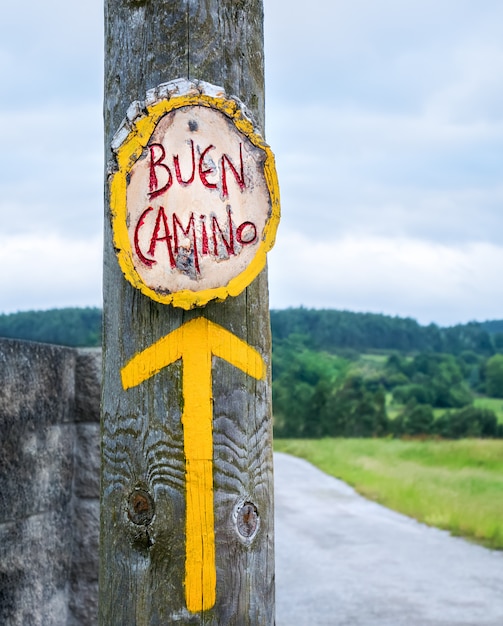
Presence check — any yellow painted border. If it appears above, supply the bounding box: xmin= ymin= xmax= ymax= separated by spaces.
xmin=110 ymin=94 xmax=281 ymax=309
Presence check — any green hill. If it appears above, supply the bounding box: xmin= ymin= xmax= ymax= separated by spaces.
xmin=0 ymin=306 xmax=501 ymax=355
xmin=271 ymin=308 xmax=496 ymax=355
xmin=0 ymin=307 xmax=101 ymax=347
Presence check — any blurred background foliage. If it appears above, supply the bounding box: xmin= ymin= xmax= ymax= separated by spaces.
xmin=2 ymin=306 xmax=503 ymax=439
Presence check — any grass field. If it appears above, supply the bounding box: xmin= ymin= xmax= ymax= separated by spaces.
xmin=274 ymin=438 xmax=503 ymax=549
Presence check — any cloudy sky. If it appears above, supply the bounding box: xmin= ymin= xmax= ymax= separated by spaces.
xmin=1 ymin=1 xmax=502 ymax=326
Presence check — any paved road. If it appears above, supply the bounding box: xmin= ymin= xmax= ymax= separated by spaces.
xmin=274 ymin=452 xmax=503 ymax=626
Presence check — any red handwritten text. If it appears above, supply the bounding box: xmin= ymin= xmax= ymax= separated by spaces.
xmin=134 ymin=206 xmax=257 ymax=274
xmin=148 ymin=141 xmax=245 ymax=200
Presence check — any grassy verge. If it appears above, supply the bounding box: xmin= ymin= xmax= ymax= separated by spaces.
xmin=274 ymin=438 xmax=503 ymax=549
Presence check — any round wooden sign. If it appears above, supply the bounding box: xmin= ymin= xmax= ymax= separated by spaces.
xmin=109 ymin=79 xmax=280 ymax=309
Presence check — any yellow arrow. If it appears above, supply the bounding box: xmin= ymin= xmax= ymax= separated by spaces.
xmin=120 ymin=317 xmax=265 ymax=613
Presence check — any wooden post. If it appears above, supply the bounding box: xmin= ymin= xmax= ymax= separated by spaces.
xmin=101 ymin=2 xmax=277 ymax=625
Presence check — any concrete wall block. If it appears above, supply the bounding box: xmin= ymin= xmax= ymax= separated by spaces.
xmin=69 ymin=499 xmax=99 ymax=626
xmin=74 ymin=423 xmax=101 ymax=498
xmin=68 ymin=579 xmax=98 ymax=626
xmin=0 ymin=339 xmax=78 ymax=523
xmin=0 ymin=338 xmax=76 ymax=424
xmin=71 ymin=500 xmax=100 ymax=582
xmin=0 ymin=421 xmax=75 ymax=525
xmin=0 ymin=339 xmax=102 ymax=625
xmin=75 ymin=349 xmax=101 ymax=423
xmin=0 ymin=511 xmax=72 ymax=626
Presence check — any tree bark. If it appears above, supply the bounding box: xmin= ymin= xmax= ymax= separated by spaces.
xmin=101 ymin=1 xmax=274 ymax=625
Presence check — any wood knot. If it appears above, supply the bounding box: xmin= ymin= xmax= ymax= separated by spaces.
xmin=235 ymin=501 xmax=259 ymax=540
xmin=128 ymin=488 xmax=155 ymax=526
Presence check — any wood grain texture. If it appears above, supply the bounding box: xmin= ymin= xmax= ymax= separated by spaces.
xmin=101 ymin=1 xmax=274 ymax=624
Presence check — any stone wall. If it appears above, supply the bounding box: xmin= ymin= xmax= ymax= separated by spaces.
xmin=0 ymin=338 xmax=101 ymax=626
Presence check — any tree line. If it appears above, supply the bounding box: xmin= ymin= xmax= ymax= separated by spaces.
xmin=271 ymin=308 xmax=501 ymax=355
xmin=1 ymin=306 xmax=501 ymax=353
xmin=2 ymin=306 xmax=503 ymax=439
xmin=0 ymin=308 xmax=101 ymax=347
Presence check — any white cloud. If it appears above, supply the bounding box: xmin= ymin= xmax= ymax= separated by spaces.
xmin=0 ymin=0 xmax=103 ymax=100
xmin=269 ymin=100 xmax=503 ymax=246
xmin=269 ymin=230 xmax=503 ymax=326
xmin=0 ymin=232 xmax=103 ymax=314
xmin=0 ymin=103 xmax=103 ymax=237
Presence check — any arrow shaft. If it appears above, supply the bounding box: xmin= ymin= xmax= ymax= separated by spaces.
xmin=182 ymin=336 xmax=216 ymax=613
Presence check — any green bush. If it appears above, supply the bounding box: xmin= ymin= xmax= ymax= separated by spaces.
xmin=318 ymin=376 xmax=388 ymax=438
xmin=434 ymin=406 xmax=498 ymax=438
xmin=393 ymin=384 xmax=435 ymax=405
xmin=485 ymin=354 xmax=503 ymax=398
xmin=393 ymin=403 xmax=434 ymax=436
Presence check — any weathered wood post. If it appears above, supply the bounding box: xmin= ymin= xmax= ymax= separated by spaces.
xmin=101 ymin=1 xmax=279 ymax=624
